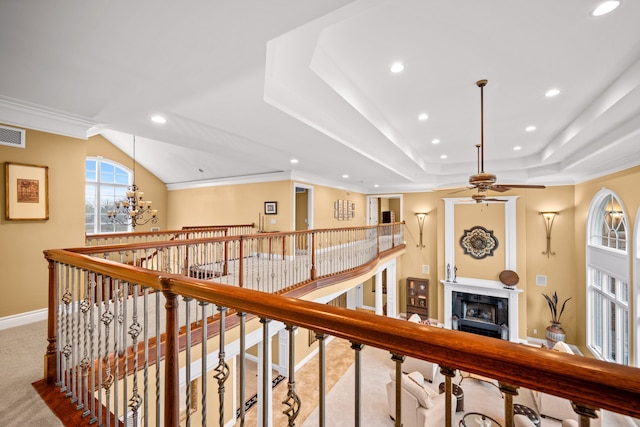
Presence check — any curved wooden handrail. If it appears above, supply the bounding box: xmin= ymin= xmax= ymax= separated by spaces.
xmin=43 ymin=246 xmax=640 ymax=419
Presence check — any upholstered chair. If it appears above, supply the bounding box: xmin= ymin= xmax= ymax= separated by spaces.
xmin=386 ymin=370 xmax=455 ymax=427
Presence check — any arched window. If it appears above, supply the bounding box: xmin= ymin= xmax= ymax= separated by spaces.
xmin=586 ymin=190 xmax=630 ymax=365
xmin=85 ymin=157 xmax=132 ymax=234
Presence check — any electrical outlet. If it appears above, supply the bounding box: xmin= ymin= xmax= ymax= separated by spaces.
xmin=533 ymin=328 xmax=538 ymax=335
xmin=422 ymin=264 xmax=430 ymax=274
xmin=271 ymin=219 xmax=276 ymax=224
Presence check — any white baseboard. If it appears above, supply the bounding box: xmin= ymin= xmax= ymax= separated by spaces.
xmin=0 ymin=307 xmax=48 ymax=331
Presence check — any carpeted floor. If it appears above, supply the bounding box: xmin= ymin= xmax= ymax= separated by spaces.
xmin=0 ymin=320 xmax=62 ymax=426
xmin=2 ymin=320 xmax=636 ymax=427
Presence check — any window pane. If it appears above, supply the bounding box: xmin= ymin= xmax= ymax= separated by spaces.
xmin=607 ymin=301 xmax=616 ymax=361
xmin=594 ymin=292 xmax=603 ymax=351
xmin=623 ymin=311 xmax=629 ymax=365
xmin=86 ymin=159 xmax=97 ymax=182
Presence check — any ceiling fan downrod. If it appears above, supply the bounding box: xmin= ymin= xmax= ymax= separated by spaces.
xmin=477 ymin=79 xmax=488 ymax=174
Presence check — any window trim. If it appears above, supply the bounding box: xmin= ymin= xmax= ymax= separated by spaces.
xmin=86 ymin=156 xmax=133 ymax=234
xmin=585 ymin=188 xmax=630 ymax=365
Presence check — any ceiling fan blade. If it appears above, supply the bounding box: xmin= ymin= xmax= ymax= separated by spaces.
xmin=484 ymin=198 xmax=507 ymax=202
xmin=491 ymin=184 xmax=546 ymax=192
xmin=433 ymin=185 xmax=474 ymax=193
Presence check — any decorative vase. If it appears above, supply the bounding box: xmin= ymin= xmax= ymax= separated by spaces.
xmin=545 ymin=322 xmax=566 ymax=348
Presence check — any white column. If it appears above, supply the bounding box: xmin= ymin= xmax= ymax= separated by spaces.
xmin=375 ymin=270 xmax=383 ymax=315
xmin=386 ymin=261 xmax=397 ymax=318
xmin=257 ymin=324 xmax=273 ymax=427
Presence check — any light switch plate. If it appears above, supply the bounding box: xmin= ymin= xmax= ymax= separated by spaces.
xmin=536 ymin=275 xmax=547 ymax=286
xmin=422 ymin=265 xmax=430 ymax=274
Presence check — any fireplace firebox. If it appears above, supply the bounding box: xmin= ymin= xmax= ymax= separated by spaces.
xmin=452 ymin=291 xmax=508 ymax=339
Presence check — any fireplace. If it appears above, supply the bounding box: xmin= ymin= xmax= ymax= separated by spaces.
xmin=441 ymin=277 xmax=522 ymax=342
xmin=452 ymin=291 xmax=508 ymax=339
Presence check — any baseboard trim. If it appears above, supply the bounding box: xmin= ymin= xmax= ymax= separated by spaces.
xmin=0 ymin=308 xmax=47 ymax=330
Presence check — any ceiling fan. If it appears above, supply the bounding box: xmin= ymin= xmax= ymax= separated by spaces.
xmin=440 ymin=79 xmax=546 ymax=193
xmin=471 ymin=191 xmax=507 ymax=204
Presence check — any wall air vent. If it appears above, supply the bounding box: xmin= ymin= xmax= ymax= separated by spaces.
xmin=0 ymin=125 xmax=26 ymax=148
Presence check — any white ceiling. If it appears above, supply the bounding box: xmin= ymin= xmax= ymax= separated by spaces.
xmin=1 ymin=0 xmax=640 ymax=194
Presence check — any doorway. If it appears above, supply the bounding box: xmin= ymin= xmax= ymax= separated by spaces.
xmin=367 ymin=194 xmax=402 ymax=225
xmin=293 ymin=183 xmax=313 ymax=253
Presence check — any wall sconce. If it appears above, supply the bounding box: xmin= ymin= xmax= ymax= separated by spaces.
xmin=539 ymin=212 xmax=559 ymax=257
xmin=415 ymin=212 xmax=428 ymax=248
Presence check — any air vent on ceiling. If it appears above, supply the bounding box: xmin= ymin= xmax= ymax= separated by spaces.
xmin=0 ymin=125 xmax=26 ymax=149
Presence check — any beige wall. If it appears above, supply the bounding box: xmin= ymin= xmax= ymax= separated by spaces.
xmin=0 ymin=128 xmax=167 ymax=318
xmin=3 ymin=124 xmax=639 ymax=362
xmin=167 ymin=181 xmax=367 ymax=231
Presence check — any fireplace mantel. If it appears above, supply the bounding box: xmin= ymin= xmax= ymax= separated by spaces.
xmin=441 ymin=277 xmax=522 ymax=342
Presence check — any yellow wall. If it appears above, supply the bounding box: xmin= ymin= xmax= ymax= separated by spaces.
xmin=0 ymin=127 xmax=167 ymax=318
xmin=3 ymin=124 xmax=639 ymax=361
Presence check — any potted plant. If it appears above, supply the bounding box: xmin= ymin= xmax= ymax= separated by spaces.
xmin=542 ymin=291 xmax=571 ymax=347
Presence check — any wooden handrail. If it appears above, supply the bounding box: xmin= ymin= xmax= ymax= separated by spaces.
xmin=43 ymin=245 xmax=640 ymax=419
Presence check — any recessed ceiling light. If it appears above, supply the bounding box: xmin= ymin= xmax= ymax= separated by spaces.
xmin=432 ymin=139 xmax=440 ymax=145
xmin=592 ymin=1 xmax=621 ymax=16
xmin=390 ymin=62 xmax=405 ymax=73
xmin=545 ymin=88 xmax=560 ymax=97
xmin=440 ymin=154 xmax=448 ymax=159
xmin=374 ymin=184 xmax=380 ymax=188
xmin=525 ymin=126 xmax=537 ymax=132
xmin=418 ymin=113 xmax=429 ymax=121
xmin=342 ymin=174 xmax=349 ymax=179
xmin=151 ymin=115 xmax=167 ymax=124
xmin=513 ymin=146 xmax=522 ymax=151
xmin=290 ymin=158 xmax=298 ymax=164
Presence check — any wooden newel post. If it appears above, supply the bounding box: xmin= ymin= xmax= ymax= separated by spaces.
xmin=45 ymin=258 xmax=58 ymax=385
xmin=163 ymin=286 xmax=180 ymax=425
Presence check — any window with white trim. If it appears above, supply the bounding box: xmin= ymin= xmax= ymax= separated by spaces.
xmin=85 ymin=158 xmax=132 ymax=234
xmin=586 ymin=190 xmax=629 ymax=365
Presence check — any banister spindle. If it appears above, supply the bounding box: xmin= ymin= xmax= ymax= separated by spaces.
xmin=351 ymin=342 xmax=364 ymax=427
xmin=440 ymin=366 xmax=456 ymax=427
xmin=390 ymin=353 xmax=405 ymax=427
xmin=214 ymin=306 xmax=230 ymax=427
xmin=283 ymin=324 xmax=301 ymax=426
xmin=499 ymin=382 xmax=519 ymax=427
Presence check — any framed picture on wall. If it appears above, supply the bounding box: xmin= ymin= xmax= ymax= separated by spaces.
xmin=264 ymin=201 xmax=277 ymax=215
xmin=5 ymin=162 xmax=49 ymax=220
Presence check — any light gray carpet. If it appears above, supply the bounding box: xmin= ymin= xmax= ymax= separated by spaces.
xmin=0 ymin=320 xmax=62 ymax=426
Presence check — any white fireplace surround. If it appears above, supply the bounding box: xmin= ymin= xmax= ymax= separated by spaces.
xmin=442 ymin=196 xmax=521 ymax=342
xmin=441 ymin=277 xmax=522 ymax=342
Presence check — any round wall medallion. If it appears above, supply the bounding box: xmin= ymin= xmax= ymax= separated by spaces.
xmin=459 ymin=225 xmax=498 ymax=259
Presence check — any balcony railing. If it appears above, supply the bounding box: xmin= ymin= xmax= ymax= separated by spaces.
xmin=41 ymin=222 xmax=640 ymax=427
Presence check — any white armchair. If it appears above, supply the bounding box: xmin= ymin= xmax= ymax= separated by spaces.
xmin=532 ymin=342 xmax=603 ymax=427
xmin=386 ymin=370 xmax=455 ymax=427
xmin=405 ymin=314 xmax=439 ymax=382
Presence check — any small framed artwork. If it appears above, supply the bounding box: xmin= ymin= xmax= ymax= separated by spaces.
xmin=5 ymin=162 xmax=49 ymax=220
xmin=264 ymin=201 xmax=277 ymax=215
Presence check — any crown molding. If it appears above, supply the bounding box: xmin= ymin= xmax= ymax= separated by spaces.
xmin=0 ymin=96 xmax=99 ymax=140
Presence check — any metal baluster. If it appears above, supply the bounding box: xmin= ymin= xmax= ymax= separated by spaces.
xmin=391 ymin=353 xmax=405 ymax=427
xmin=143 ymin=286 xmax=149 ymax=427
xmin=283 ymin=324 xmax=301 ymax=426
xmin=89 ymin=272 xmax=98 ymax=424
xmin=500 ymin=382 xmax=518 ymax=427
xmin=237 ymin=311 xmax=247 ymax=426
xmin=352 ymin=342 xmax=364 ymax=427
xmin=71 ymin=266 xmax=79 ymax=405
xmin=102 ymin=276 xmax=114 ymax=427
xmin=155 ymin=289 xmax=161 ymax=427
xmin=115 ymin=278 xmax=122 ymax=425
xmin=96 ymin=273 xmax=104 ymax=427
xmin=184 ymin=296 xmax=192 ymax=427
xmin=572 ymin=402 xmax=600 ymax=427
xmin=261 ymin=318 xmax=272 ymax=427
xmin=61 ymin=264 xmax=72 ymax=395
xmin=214 ymin=306 xmax=230 ymax=427
xmin=440 ymin=366 xmax=456 ymax=427
xmin=129 ymin=282 xmax=142 ymax=427
xmin=200 ymin=300 xmax=209 ymax=427
xmin=316 ymin=332 xmax=327 ymax=427
xmin=55 ymin=263 xmax=62 ymax=387
xmin=79 ymin=268 xmax=91 ymax=416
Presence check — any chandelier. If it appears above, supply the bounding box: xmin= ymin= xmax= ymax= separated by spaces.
xmin=106 ymin=135 xmax=158 ymax=230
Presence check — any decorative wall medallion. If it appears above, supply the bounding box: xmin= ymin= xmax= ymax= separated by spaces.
xmin=459 ymin=225 xmax=498 ymax=259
